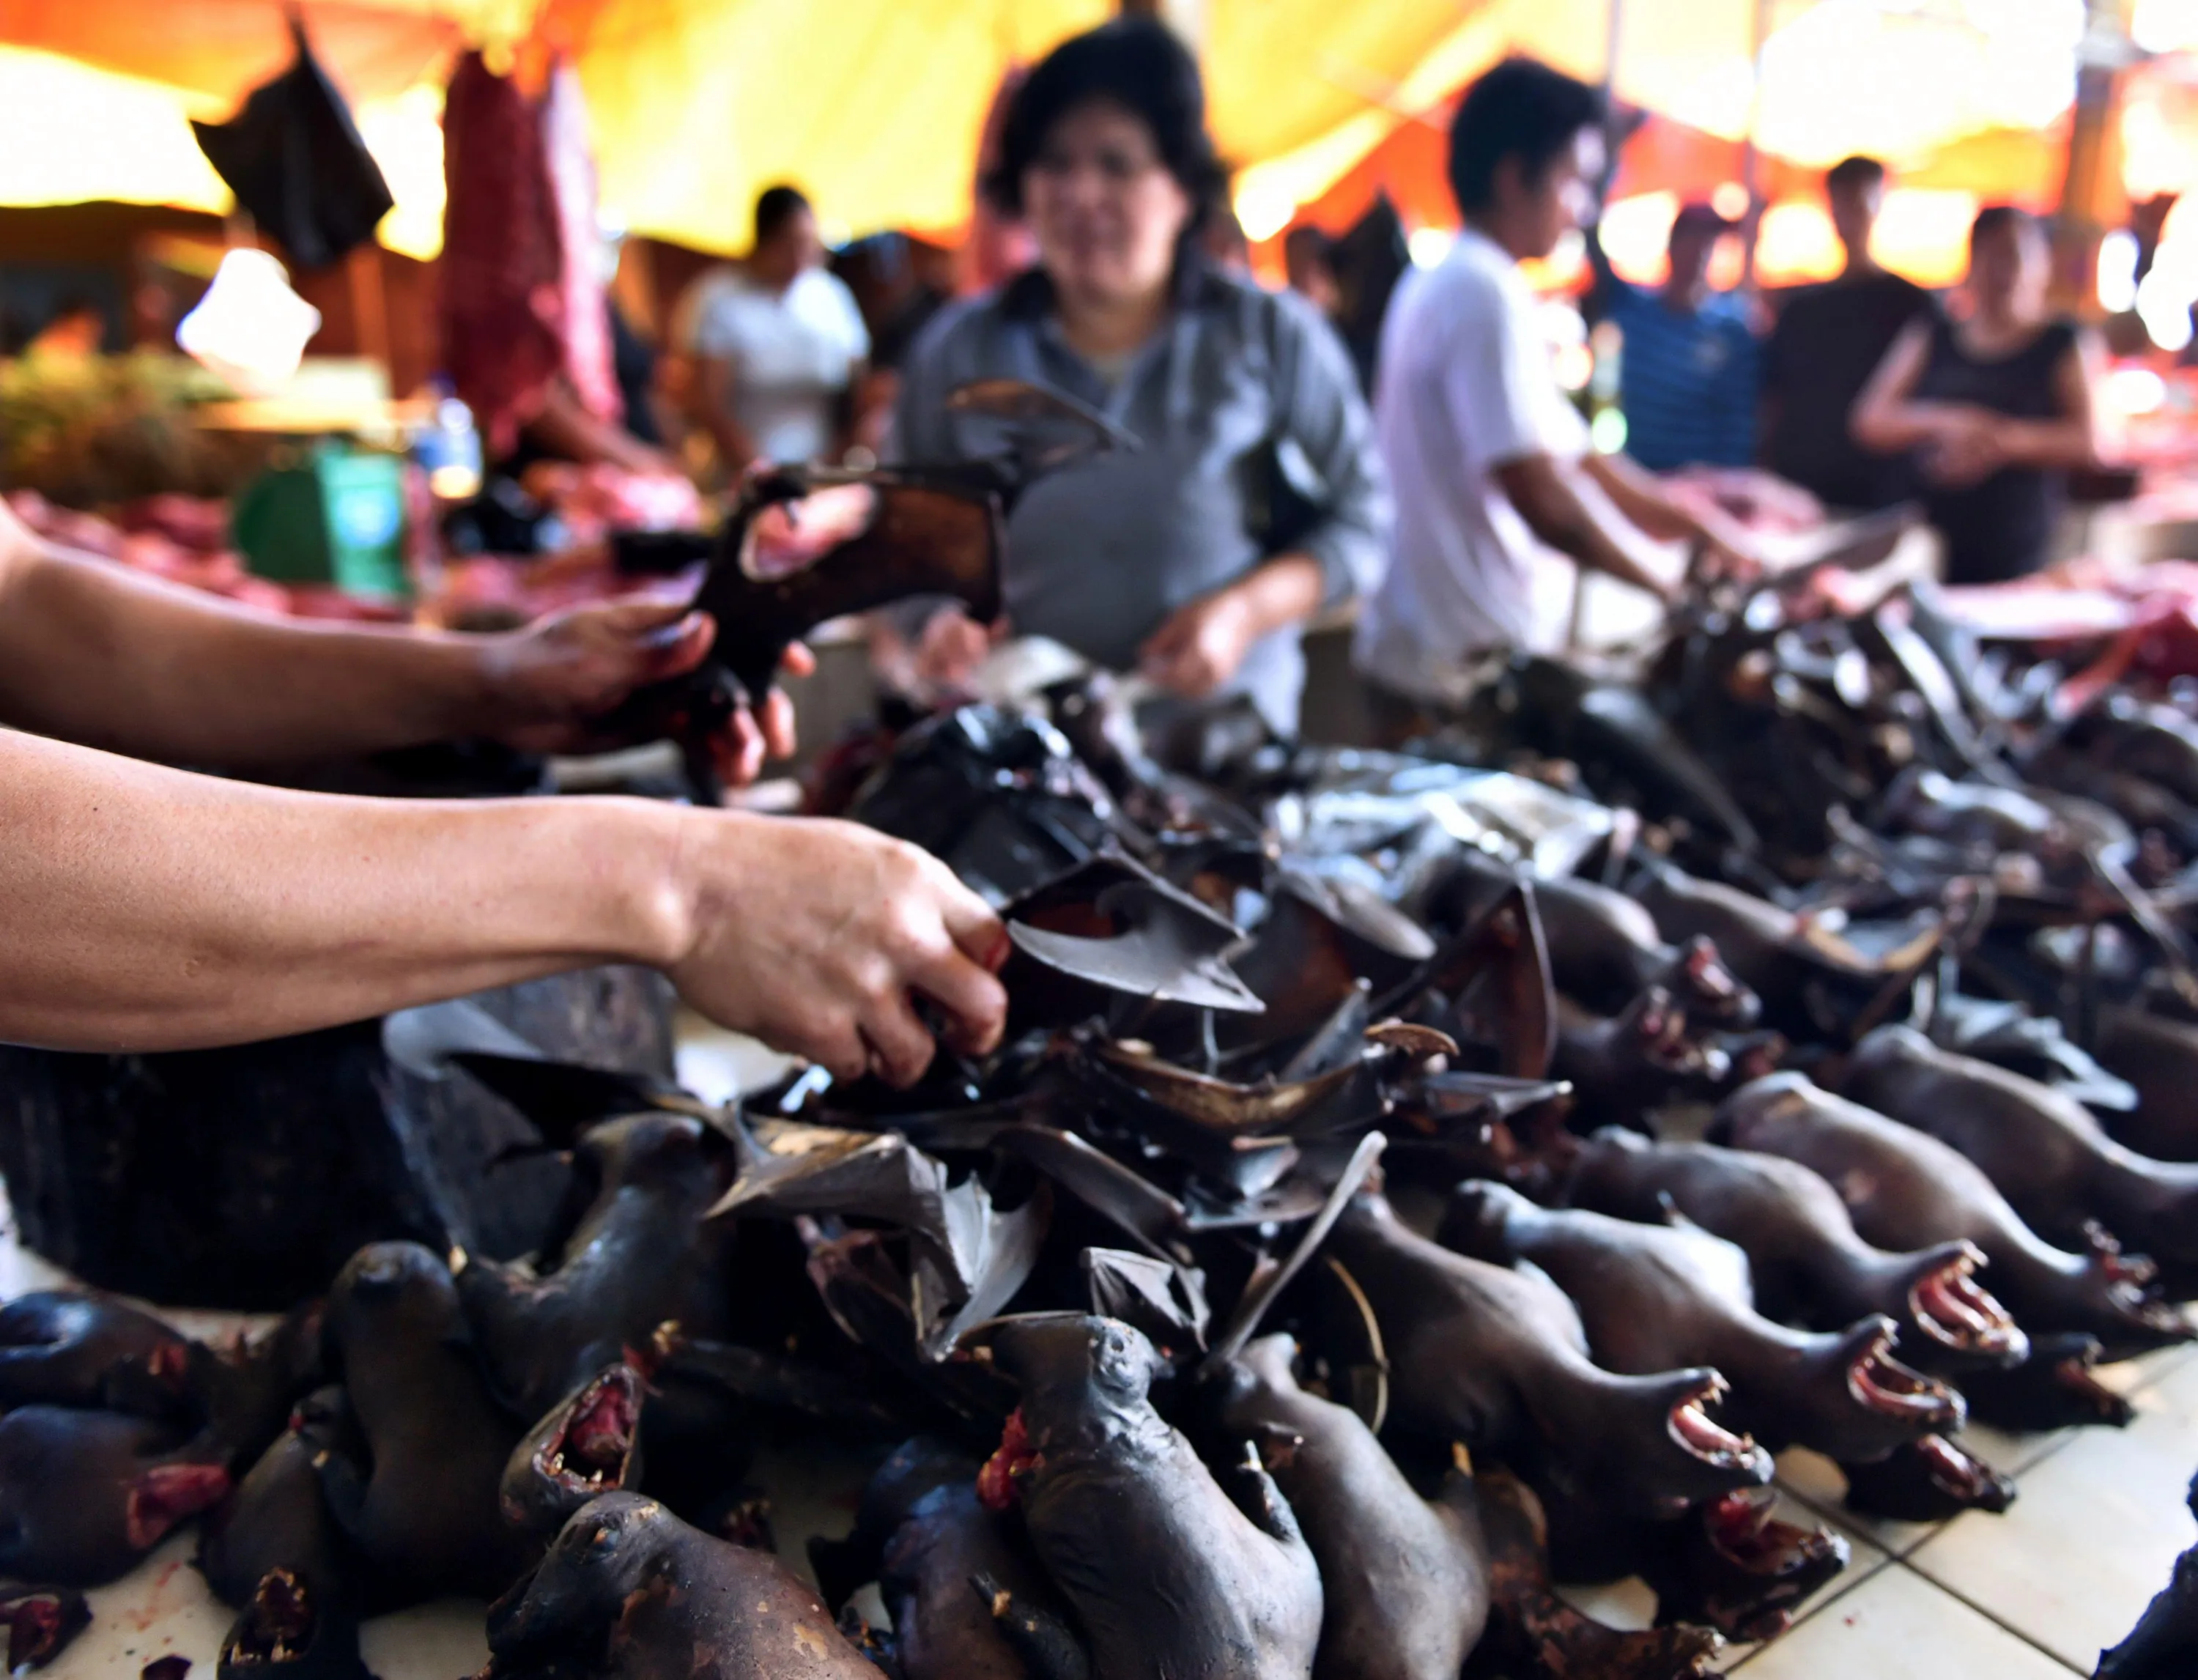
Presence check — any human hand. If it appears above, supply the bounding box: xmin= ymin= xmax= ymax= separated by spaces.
xmin=1922 ymin=412 xmax=2007 ymax=488
xmin=1690 ymin=533 xmax=1764 ymax=589
xmin=667 ymin=810 xmax=1010 ymax=1084
xmin=1139 ymin=585 xmax=1260 ymax=699
xmin=481 ymin=596 xmax=813 ymax=787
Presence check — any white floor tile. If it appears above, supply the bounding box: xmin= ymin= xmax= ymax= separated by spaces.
xmin=1906 ymin=1382 xmax=2198 ymax=1672
xmin=1730 ymin=1564 xmax=2080 ymax=1677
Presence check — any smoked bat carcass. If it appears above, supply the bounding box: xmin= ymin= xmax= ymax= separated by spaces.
xmin=479 ymin=1491 xmax=880 ymax=1679
xmin=314 ymin=1243 xmax=535 ymax=1608
xmin=1566 ymin=1127 xmax=2026 ymax=1370
xmin=1846 ymin=1024 xmax=2198 ymax=1296
xmin=1712 ymin=1074 xmax=2190 ymax=1362
xmin=810 ymin=1437 xmax=1071 ymax=1680
xmin=966 ymin=1312 xmax=1324 ymax=1680
xmin=1326 ymin=1191 xmax=1772 ymax=1520
xmin=1211 ymin=1333 xmax=1489 ymax=1680
xmin=0 ymin=1405 xmax=229 ymax=1585
xmin=1443 ymin=1180 xmax=1962 ymax=1465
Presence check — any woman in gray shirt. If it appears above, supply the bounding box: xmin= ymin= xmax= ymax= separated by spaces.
xmin=892 ymin=17 xmax=1388 ymax=735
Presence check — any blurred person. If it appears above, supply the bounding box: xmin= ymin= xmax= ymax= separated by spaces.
xmin=1284 ymin=225 xmax=1344 ymax=320
xmin=1355 ymin=57 xmax=1758 ymax=730
xmin=1589 ymin=202 xmax=1759 ymax=471
xmin=1852 ymin=205 xmax=2101 ymax=584
xmin=1760 ymin=156 xmax=1936 ymax=511
xmin=1201 ymin=182 xmax=1252 ymax=273
xmin=695 ymin=185 xmax=873 ymax=466
xmin=889 ymin=17 xmax=1388 ymax=735
xmin=0 ymin=497 xmax=1005 ymax=1086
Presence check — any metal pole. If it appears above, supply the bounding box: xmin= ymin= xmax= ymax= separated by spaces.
xmin=2057 ymin=0 xmax=2136 ymax=316
xmin=1572 ymin=0 xmax=1624 ymax=655
xmin=1740 ymin=0 xmax=1772 ymax=286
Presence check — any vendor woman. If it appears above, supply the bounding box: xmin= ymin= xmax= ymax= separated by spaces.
xmin=0 ymin=500 xmax=1004 ymax=1087
xmin=1851 ymin=205 xmax=2103 ymax=585
xmin=892 ymin=18 xmax=1389 ymax=733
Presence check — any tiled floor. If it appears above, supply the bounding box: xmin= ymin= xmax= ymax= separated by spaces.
xmin=1559 ymin=1342 xmax=2198 ymax=1676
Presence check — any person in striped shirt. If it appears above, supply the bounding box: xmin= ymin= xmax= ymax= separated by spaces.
xmin=1591 ymin=203 xmax=1761 ymax=472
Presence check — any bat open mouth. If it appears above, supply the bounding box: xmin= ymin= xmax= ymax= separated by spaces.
xmin=1910 ymin=1248 xmax=2024 ymax=1361
xmin=3 ymin=1588 xmax=88 ymax=1670
xmin=1676 ymin=939 xmax=1758 ymax=1027
xmin=1915 ymin=1435 xmax=2013 ymax=1511
xmin=223 ymin=1569 xmax=317 ymax=1668
xmin=1667 ymin=1375 xmax=1764 ymax=1473
xmin=977 ymin=1407 xmax=1041 ymax=1511
xmin=123 ymin=1460 xmax=232 ymax=1550
xmin=1846 ymin=1328 xmax=1961 ymax=1424
xmin=536 ymin=1367 xmax=642 ymax=1497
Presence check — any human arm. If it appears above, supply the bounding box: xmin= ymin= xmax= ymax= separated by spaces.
xmin=0 ymin=501 xmax=798 ymax=780
xmin=1577 ymin=450 xmax=1761 ymax=580
xmin=1492 ymin=454 xmax=1679 ymax=602
xmin=523 ymin=380 xmax=680 ymax=475
xmin=1854 ymin=321 xmax=2101 ymax=486
xmin=1849 ymin=318 xmax=1956 ymax=456
xmin=1984 ymin=330 xmax=2102 ymax=471
xmin=0 ymin=728 xmax=1004 ymax=1081
xmin=1139 ymin=293 xmax=1390 ymax=697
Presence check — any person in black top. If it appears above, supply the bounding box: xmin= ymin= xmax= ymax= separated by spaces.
xmin=1761 ymin=157 xmax=1935 ymax=510
xmin=1853 ymin=204 xmax=2102 ymax=585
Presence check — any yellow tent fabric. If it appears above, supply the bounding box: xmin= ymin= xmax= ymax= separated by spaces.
xmin=0 ymin=0 xmax=2128 ymax=265
xmin=0 ymin=0 xmax=536 ymax=103
xmin=0 ymin=42 xmax=451 ymax=260
xmin=1239 ymin=0 xmax=2093 ymax=237
xmin=563 ymin=0 xmax=1109 ymax=249
xmin=559 ymin=0 xmax=1482 ymax=252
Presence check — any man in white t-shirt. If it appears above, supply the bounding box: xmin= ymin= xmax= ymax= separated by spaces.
xmin=1354 ymin=58 xmax=1758 ymax=723
xmin=690 ymin=185 xmax=871 ymax=467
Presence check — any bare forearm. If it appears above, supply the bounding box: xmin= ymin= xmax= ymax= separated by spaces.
xmin=1229 ymin=553 xmax=1326 ymax=636
xmin=1851 ymin=399 xmax=1968 ymax=455
xmin=1582 ymin=451 xmax=1695 ymax=542
xmin=1994 ymin=416 xmax=2098 ymax=472
xmin=0 ymin=728 xmax=687 ymax=1051
xmin=528 ymin=384 xmax=673 ymax=475
xmin=0 ymin=540 xmax=501 ymax=766
xmin=1499 ymin=460 xmax=1673 ymax=600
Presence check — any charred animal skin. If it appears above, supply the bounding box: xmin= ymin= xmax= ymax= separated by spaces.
xmin=1849 ymin=1024 xmax=2198 ymax=1294
xmin=0 ymin=1291 xmax=194 ymax=1416
xmin=479 ymin=1490 xmax=879 ymax=1679
xmin=815 ymin=1439 xmax=1063 ymax=1680
xmin=1328 ymin=1193 xmax=1772 ymax=1521
xmin=500 ymin=1363 xmax=648 ymax=1539
xmin=1444 ymin=1181 xmax=1962 ymax=1465
xmin=317 ymin=1242 xmax=534 ymax=1609
xmin=456 ymin=1113 xmax=730 ymax=1424
xmin=1568 ymin=1127 xmax=2026 ymax=1370
xmin=1530 ymin=873 xmax=1761 ymax=1030
xmin=199 ymin=1385 xmax=357 ymax=1611
xmin=975 ymin=1312 xmax=1323 ymax=1680
xmin=1214 ymin=1333 xmax=1490 ymax=1680
xmin=1472 ymin=1467 xmax=1721 ymax=1679
xmin=0 ymin=1405 xmax=229 ymax=1585
xmin=1713 ymin=1074 xmax=2191 ymax=1360
xmin=2095 ymin=1007 xmax=2198 ymax=1164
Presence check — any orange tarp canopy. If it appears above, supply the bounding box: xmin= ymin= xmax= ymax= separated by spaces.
xmin=0 ymin=0 xmax=522 ymax=103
